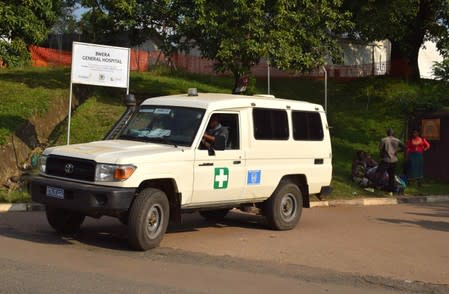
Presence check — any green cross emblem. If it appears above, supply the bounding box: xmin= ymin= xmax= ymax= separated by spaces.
xmin=214 ymin=167 xmax=229 ymax=189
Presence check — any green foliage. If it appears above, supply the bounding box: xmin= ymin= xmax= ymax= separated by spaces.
xmin=0 ymin=190 xmax=31 ymax=203
xmin=0 ymin=0 xmax=61 ymax=67
xmin=78 ymin=1 xmax=350 ymax=90
xmin=0 ymin=39 xmax=30 ymax=67
xmin=78 ymin=0 xmax=180 ymax=49
xmin=52 ymin=0 xmax=79 ymax=34
xmin=181 ymin=0 xmax=351 ymax=88
xmin=342 ymin=0 xmax=449 ymax=78
xmin=432 ymin=59 xmax=449 ymax=81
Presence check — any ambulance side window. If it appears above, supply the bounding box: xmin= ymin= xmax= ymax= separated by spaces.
xmin=292 ymin=111 xmax=324 ymax=141
xmin=252 ymin=108 xmax=289 ymax=140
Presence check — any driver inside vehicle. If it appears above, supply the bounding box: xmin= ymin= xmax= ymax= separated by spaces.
xmin=201 ymin=114 xmax=228 ymax=150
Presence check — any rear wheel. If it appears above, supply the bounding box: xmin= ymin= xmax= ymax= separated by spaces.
xmin=265 ymin=181 xmax=303 ymax=230
xmin=128 ymin=188 xmax=169 ymax=251
xmin=45 ymin=206 xmax=85 ymax=235
xmin=199 ymin=209 xmax=229 ymax=222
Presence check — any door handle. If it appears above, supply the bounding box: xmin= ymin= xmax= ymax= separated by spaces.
xmin=314 ymin=159 xmax=324 ymax=165
xmin=199 ymin=163 xmax=214 ymax=166
xmin=233 ymin=160 xmax=241 ymax=165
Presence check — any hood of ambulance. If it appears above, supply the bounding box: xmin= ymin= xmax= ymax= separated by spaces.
xmin=44 ymin=139 xmax=190 ymax=164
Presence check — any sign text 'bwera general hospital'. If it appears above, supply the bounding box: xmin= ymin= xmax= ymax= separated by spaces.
xmin=71 ymin=42 xmax=130 ymax=88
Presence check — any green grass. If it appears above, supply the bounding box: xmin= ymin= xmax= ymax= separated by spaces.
xmin=0 ymin=190 xmax=31 ymax=203
xmin=131 ymin=68 xmax=235 ymax=98
xmin=51 ymin=92 xmax=126 ymax=145
xmin=0 ymin=67 xmax=70 ymax=145
xmin=2 ymin=67 xmax=449 ymax=202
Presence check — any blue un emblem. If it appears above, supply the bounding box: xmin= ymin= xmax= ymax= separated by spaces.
xmin=247 ymin=170 xmax=261 ymax=185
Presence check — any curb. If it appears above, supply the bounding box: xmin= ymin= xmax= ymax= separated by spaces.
xmin=0 ymin=195 xmax=449 ymax=213
xmin=309 ymin=195 xmax=449 ymax=208
xmin=0 ymin=203 xmax=45 ymax=213
xmin=1 ymin=196 xmax=449 ymax=213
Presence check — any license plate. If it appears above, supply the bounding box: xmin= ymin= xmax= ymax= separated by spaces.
xmin=46 ymin=186 xmax=64 ymax=199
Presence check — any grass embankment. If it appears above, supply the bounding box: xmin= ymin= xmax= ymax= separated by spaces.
xmin=0 ymin=67 xmax=70 ymax=145
xmin=0 ymin=67 xmax=70 ymax=203
xmin=1 ymin=67 xmax=449 ymax=202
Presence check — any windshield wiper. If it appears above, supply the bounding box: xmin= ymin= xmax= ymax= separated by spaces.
xmin=117 ymin=134 xmax=146 ymax=142
xmin=152 ymin=136 xmax=178 ymax=148
xmin=118 ymin=134 xmax=131 ymax=140
xmin=117 ymin=134 xmax=178 ymax=147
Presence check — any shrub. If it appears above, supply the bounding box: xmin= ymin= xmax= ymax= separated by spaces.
xmin=432 ymin=59 xmax=449 ymax=81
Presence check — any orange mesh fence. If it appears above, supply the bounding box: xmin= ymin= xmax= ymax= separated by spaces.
xmin=173 ymin=54 xmax=215 ymax=74
xmin=130 ymin=50 xmax=165 ymax=71
xmin=30 ymin=45 xmax=72 ymax=67
xmin=30 ymin=46 xmax=161 ymax=71
xmin=29 ymin=46 xmax=389 ymax=79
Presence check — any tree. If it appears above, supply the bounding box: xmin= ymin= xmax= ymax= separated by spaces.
xmin=52 ymin=0 xmax=79 ymax=35
xmin=78 ymin=1 xmax=180 ymax=48
xmin=342 ymin=0 xmax=449 ymax=80
xmin=0 ymin=0 xmax=61 ymax=67
xmin=433 ymin=59 xmax=449 ymax=81
xmin=180 ymin=0 xmax=351 ymax=90
xmin=76 ymin=0 xmax=350 ymax=91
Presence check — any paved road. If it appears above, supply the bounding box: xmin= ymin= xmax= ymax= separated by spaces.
xmin=0 ymin=202 xmax=448 ymax=293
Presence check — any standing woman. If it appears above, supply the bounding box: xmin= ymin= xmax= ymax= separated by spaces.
xmin=406 ymin=129 xmax=430 ymax=186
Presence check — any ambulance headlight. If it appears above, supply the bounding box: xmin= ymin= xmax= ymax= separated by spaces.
xmin=95 ymin=164 xmax=136 ymax=182
xmin=39 ymin=155 xmax=48 ymax=173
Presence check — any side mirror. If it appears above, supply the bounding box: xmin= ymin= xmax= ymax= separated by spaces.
xmin=206 ymin=135 xmax=225 ymax=156
xmin=208 ymin=146 xmax=215 ymax=156
xmin=214 ymin=135 xmax=226 ymax=151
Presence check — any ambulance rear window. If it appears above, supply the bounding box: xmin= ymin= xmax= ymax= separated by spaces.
xmin=292 ymin=111 xmax=324 ymax=141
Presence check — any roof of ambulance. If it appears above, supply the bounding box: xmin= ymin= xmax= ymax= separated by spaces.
xmin=140 ymin=93 xmax=324 ymax=112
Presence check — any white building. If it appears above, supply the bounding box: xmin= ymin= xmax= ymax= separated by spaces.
xmin=418 ymin=41 xmax=444 ymax=79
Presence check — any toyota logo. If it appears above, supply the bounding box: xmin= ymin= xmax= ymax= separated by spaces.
xmin=64 ymin=163 xmax=74 ymax=174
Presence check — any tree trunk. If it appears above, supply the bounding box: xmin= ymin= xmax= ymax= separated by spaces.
xmin=389 ymin=0 xmax=431 ymax=80
xmin=232 ymin=71 xmax=241 ymax=93
xmin=389 ymin=41 xmax=421 ymax=80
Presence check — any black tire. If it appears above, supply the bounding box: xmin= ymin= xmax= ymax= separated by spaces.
xmin=45 ymin=206 xmax=85 ymax=235
xmin=265 ymin=181 xmax=303 ymax=230
xmin=128 ymin=188 xmax=169 ymax=251
xmin=199 ymin=209 xmax=229 ymax=222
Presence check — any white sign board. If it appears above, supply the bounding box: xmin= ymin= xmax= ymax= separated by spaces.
xmin=71 ymin=42 xmax=130 ymax=88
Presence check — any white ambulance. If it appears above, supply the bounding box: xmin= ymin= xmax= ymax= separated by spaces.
xmin=30 ymin=90 xmax=332 ymax=250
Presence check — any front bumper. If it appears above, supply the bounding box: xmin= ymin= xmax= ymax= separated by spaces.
xmin=30 ymin=175 xmax=136 ymax=214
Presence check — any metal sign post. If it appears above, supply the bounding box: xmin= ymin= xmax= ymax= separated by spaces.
xmin=67 ymin=82 xmax=73 ymax=145
xmin=322 ymin=66 xmax=328 ymax=113
xmin=267 ymin=58 xmax=271 ymax=95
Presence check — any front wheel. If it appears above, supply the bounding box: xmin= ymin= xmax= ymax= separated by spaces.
xmin=45 ymin=206 xmax=85 ymax=235
xmin=128 ymin=188 xmax=169 ymax=251
xmin=264 ymin=181 xmax=303 ymax=230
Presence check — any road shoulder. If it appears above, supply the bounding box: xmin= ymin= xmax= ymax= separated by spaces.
xmin=1 ymin=195 xmax=449 ymax=212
